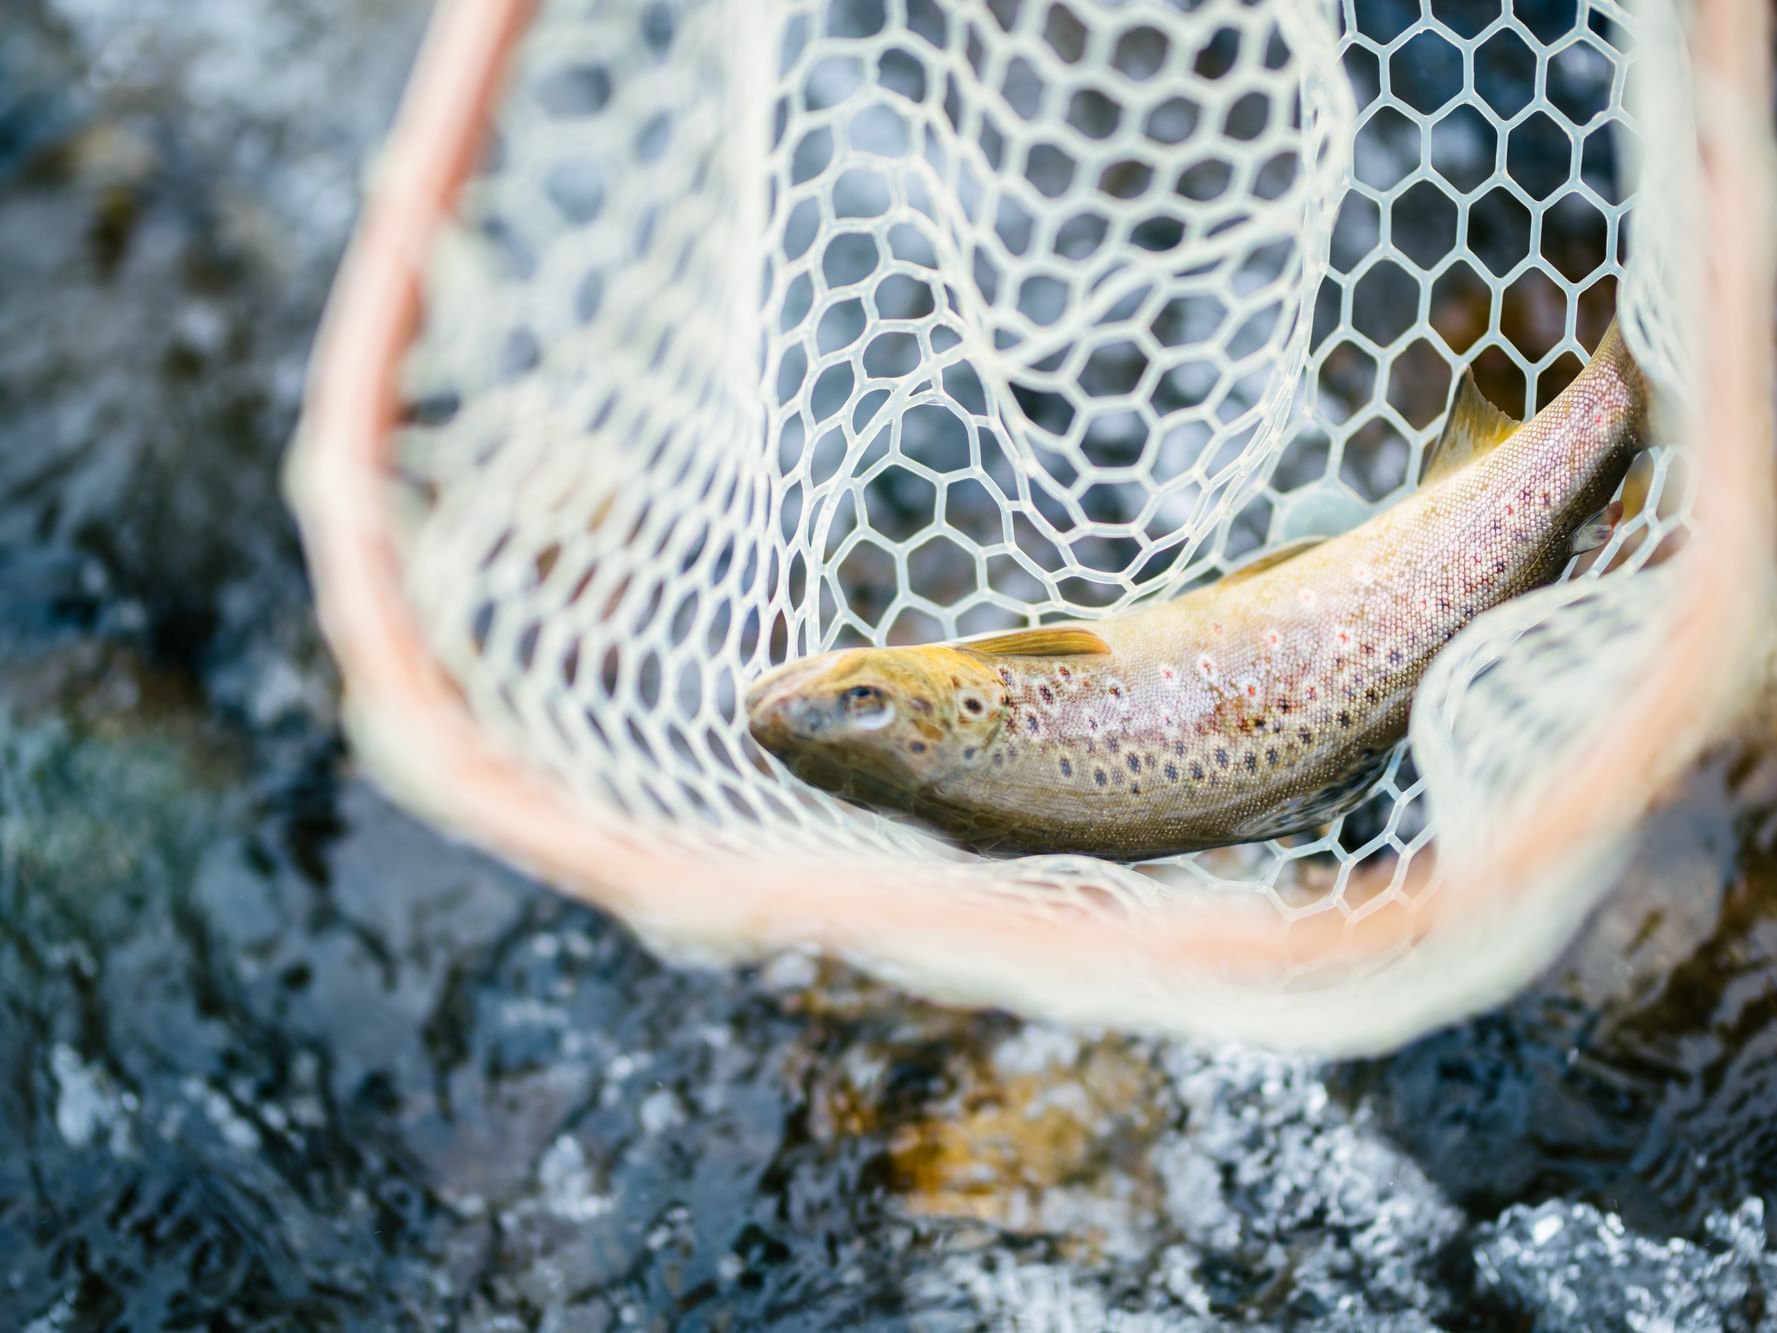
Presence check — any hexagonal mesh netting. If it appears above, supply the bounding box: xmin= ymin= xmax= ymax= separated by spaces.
xmin=290 ymin=0 xmax=1773 ymax=1051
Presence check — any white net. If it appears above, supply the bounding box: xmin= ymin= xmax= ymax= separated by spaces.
xmin=314 ymin=0 xmax=1745 ymax=1050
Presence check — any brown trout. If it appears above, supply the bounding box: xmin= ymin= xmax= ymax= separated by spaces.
xmin=748 ymin=322 xmax=1650 ymax=858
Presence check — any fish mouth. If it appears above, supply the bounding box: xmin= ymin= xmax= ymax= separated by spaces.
xmin=745 ymin=654 xmax=844 ymax=751
xmin=744 ymin=656 xmax=827 ymax=713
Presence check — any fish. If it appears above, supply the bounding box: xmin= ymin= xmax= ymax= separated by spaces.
xmin=747 ymin=321 xmax=1651 ymax=858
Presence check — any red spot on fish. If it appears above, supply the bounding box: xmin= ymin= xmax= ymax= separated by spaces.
xmin=1267 ymin=632 xmax=1279 ymax=647
xmin=1505 ymin=503 xmax=1515 ymax=517
xmin=1211 ymin=622 xmax=1224 ymax=636
xmin=1594 ymin=409 xmax=1605 ymax=425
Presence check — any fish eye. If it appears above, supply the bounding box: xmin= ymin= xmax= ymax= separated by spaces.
xmin=838 ymin=684 xmax=894 ymax=731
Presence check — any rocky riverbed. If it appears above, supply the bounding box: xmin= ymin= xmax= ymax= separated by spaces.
xmin=2 ymin=1 xmax=1774 ymax=1328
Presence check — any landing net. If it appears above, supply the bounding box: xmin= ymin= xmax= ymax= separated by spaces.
xmin=291 ymin=0 xmax=1774 ymax=1052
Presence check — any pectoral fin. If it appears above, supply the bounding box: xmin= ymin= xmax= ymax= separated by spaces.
xmin=959 ymin=626 xmax=1112 ymax=658
xmin=1569 ymin=501 xmax=1622 ymax=554
xmin=1421 ymin=369 xmax=1521 ymax=484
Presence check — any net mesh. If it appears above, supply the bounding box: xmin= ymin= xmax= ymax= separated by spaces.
xmin=328 ymin=0 xmax=1731 ymax=1048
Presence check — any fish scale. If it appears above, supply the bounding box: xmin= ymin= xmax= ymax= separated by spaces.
xmin=748 ymin=322 xmax=1650 ymax=859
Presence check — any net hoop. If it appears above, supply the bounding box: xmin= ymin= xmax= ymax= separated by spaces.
xmin=289 ymin=0 xmax=1774 ymax=1054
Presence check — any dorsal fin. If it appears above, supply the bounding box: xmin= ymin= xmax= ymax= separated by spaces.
xmin=958 ymin=626 xmax=1112 ymax=658
xmin=1220 ymin=535 xmax=1327 ymax=587
xmin=1421 ymin=369 xmax=1521 ymax=484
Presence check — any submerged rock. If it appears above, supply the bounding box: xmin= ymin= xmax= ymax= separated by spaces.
xmin=3 ymin=0 xmax=1776 ymax=1328
xmin=1472 ymin=1199 xmax=1772 ymax=1331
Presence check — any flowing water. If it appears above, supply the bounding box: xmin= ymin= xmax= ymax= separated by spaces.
xmin=1 ymin=1 xmax=1774 ymax=1328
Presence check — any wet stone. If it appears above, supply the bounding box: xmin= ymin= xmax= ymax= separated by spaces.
xmin=3 ymin=0 xmax=1776 ymax=1329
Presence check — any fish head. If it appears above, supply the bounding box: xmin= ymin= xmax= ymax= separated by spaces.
xmin=746 ymin=645 xmax=1006 ymax=798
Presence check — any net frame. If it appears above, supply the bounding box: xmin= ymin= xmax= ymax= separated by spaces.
xmin=289 ymin=0 xmax=1774 ymax=1054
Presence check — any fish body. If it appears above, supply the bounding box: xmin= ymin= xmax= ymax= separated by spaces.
xmin=748 ymin=323 xmax=1650 ymax=858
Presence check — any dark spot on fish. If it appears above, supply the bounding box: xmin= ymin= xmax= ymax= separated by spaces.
xmin=998 ymin=669 xmax=1013 ymax=685
xmin=1215 ymin=748 xmax=1228 ymax=767
xmin=1165 ymin=762 xmax=1178 ymax=781
xmin=1094 ymin=769 xmax=1107 ymax=787
xmin=1493 ymin=559 xmax=1508 ymax=574
xmin=1131 ymin=783 xmax=1140 ymax=796
xmin=1127 ymin=753 xmax=1141 ymax=775
xmin=909 ymin=741 xmax=926 ymax=754
xmin=1173 ymin=740 xmax=1186 ymax=756
xmin=1365 ymin=687 xmax=1379 ymax=703
xmin=1244 ymin=752 xmax=1258 ymax=772
xmin=1059 ymin=757 xmax=1072 ymax=777
xmin=1022 ymin=714 xmax=1038 ymax=734
xmin=1298 ymin=728 xmax=1312 ymax=744
xmin=1058 ymin=666 xmax=1071 ymax=678
xmin=1038 ymin=685 xmax=1055 ymax=704
xmin=963 ymin=697 xmax=984 ymax=715
xmin=1278 ymin=699 xmax=1292 ymax=714
xmin=1266 ymin=747 xmax=1278 ymax=765
xmin=1387 ymin=647 xmax=1402 ymax=664
xmin=1190 ymin=761 xmax=1204 ymax=779
xmin=1437 ymin=597 xmax=1451 ymax=612
xmin=992 ymin=752 xmax=1004 ymax=766
xmin=1338 ymin=710 xmax=1351 ymax=727
xmin=1108 ymin=684 xmax=1122 ymax=698
xmin=1361 ymin=642 xmax=1375 ymax=656
xmin=1107 ymin=738 xmax=1120 ymax=753
xmin=964 ymin=747 xmax=978 ymax=760
xmin=1000 ymin=695 xmax=1013 ymax=707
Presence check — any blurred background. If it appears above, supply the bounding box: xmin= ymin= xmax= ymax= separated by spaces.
xmin=2 ymin=1 xmax=1775 ymax=1328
